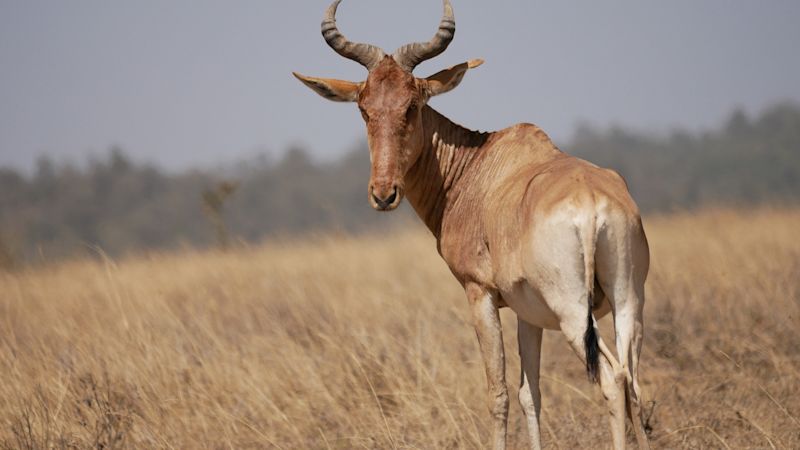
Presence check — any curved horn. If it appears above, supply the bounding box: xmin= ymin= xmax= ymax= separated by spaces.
xmin=322 ymin=0 xmax=385 ymax=70
xmin=392 ymin=0 xmax=455 ymax=72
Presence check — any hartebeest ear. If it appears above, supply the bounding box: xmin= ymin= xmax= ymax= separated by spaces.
xmin=424 ymin=59 xmax=484 ymax=97
xmin=293 ymin=72 xmax=362 ymax=102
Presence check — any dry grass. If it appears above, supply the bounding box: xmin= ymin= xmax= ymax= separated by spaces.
xmin=1 ymin=208 xmax=799 ymax=449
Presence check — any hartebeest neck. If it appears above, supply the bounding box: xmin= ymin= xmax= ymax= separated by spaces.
xmin=404 ymin=106 xmax=490 ymax=237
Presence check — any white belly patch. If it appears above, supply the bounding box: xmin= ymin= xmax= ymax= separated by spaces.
xmin=501 ymin=282 xmax=561 ymax=330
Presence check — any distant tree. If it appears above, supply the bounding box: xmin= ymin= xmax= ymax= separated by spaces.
xmin=203 ymin=181 xmax=239 ymax=249
xmin=725 ymin=108 xmax=750 ymax=135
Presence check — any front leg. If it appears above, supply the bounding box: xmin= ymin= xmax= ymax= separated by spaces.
xmin=466 ymin=283 xmax=508 ymax=450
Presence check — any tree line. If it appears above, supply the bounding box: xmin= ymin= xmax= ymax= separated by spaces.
xmin=1 ymin=102 xmax=798 ymax=265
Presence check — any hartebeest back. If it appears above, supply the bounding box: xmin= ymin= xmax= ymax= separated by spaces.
xmin=294 ymin=2 xmax=651 ymax=449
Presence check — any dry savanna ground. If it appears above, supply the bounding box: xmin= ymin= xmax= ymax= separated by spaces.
xmin=1 ymin=208 xmax=799 ymax=449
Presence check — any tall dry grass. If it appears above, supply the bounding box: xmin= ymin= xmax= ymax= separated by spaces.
xmin=1 ymin=208 xmax=799 ymax=449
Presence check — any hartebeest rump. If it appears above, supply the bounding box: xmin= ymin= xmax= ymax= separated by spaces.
xmin=294 ymin=1 xmax=651 ymax=449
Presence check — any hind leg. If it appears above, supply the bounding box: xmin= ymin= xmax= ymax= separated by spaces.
xmin=597 ymin=226 xmax=651 ymax=449
xmin=517 ymin=319 xmax=543 ymax=450
xmin=558 ymin=306 xmax=627 ymax=450
xmin=614 ymin=294 xmax=650 ymax=450
xmin=628 ymin=312 xmax=650 ymax=450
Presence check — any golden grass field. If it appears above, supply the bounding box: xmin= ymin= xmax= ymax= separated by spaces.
xmin=1 ymin=208 xmax=799 ymax=449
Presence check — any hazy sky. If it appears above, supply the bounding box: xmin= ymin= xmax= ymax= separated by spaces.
xmin=1 ymin=1 xmax=799 ymax=172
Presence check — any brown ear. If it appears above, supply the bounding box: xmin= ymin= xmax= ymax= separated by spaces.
xmin=293 ymin=72 xmax=362 ymax=102
xmin=424 ymin=59 xmax=483 ymax=97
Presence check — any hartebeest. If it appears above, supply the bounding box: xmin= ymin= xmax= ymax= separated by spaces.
xmin=294 ymin=1 xmax=651 ymax=449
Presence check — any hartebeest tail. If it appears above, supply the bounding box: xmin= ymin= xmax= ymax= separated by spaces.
xmin=583 ymin=290 xmax=600 ymax=384
xmin=580 ymin=213 xmax=601 ymax=384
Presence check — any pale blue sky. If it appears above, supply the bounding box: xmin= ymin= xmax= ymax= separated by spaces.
xmin=1 ymin=1 xmax=799 ymax=172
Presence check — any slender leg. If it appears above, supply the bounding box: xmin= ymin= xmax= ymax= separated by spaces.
xmin=560 ymin=313 xmax=627 ymax=450
xmin=466 ymin=283 xmax=508 ymax=450
xmin=596 ymin=218 xmax=651 ymax=449
xmin=517 ymin=319 xmax=543 ymax=450
xmin=600 ymin=351 xmax=628 ymax=450
xmin=615 ymin=298 xmax=650 ymax=450
xmin=628 ymin=317 xmax=650 ymax=450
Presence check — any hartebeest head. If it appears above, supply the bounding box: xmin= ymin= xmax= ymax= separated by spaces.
xmin=294 ymin=0 xmax=482 ymax=211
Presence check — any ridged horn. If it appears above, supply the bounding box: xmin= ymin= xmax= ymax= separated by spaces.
xmin=392 ymin=0 xmax=455 ymax=72
xmin=322 ymin=0 xmax=386 ymax=70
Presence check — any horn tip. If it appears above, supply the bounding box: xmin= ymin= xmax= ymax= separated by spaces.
xmin=326 ymin=0 xmax=342 ymax=16
xmin=468 ymin=59 xmax=484 ymax=69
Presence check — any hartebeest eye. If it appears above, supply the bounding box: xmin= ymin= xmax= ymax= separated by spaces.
xmin=406 ymin=103 xmax=417 ymax=120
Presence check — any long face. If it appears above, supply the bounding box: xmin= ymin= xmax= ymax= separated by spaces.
xmin=359 ymin=58 xmax=427 ymax=211
xmin=293 ymin=0 xmax=478 ymax=211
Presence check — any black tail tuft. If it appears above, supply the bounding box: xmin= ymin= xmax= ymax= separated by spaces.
xmin=584 ymin=292 xmax=600 ymax=384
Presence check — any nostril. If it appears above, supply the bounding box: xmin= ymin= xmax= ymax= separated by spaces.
xmin=385 ymin=187 xmax=398 ymax=205
xmin=372 ymin=192 xmax=386 ymax=208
